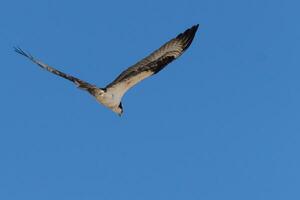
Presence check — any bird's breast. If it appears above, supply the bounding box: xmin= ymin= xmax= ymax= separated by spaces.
xmin=94 ymin=92 xmax=120 ymax=109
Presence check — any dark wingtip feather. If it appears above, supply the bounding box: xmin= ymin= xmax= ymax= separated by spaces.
xmin=176 ymin=24 xmax=199 ymax=51
xmin=14 ymin=47 xmax=35 ymax=61
xmin=176 ymin=24 xmax=199 ymax=38
xmin=187 ymin=24 xmax=199 ymax=34
xmin=193 ymin=24 xmax=199 ymax=30
xmin=14 ymin=46 xmax=25 ymax=56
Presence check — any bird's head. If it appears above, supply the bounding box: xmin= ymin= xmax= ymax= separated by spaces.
xmin=113 ymin=102 xmax=123 ymax=116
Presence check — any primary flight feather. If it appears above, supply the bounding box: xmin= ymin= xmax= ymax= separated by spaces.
xmin=15 ymin=24 xmax=199 ymax=116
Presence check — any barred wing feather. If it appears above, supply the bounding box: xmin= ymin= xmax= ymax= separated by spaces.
xmin=106 ymin=24 xmax=199 ymax=96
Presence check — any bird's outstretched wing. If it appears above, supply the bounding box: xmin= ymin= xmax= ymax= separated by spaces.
xmin=14 ymin=47 xmax=98 ymax=94
xmin=105 ymin=24 xmax=199 ymax=96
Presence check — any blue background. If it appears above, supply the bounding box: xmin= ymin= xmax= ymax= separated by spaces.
xmin=1 ymin=0 xmax=299 ymax=199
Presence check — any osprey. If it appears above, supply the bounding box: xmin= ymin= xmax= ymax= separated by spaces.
xmin=15 ymin=24 xmax=199 ymax=116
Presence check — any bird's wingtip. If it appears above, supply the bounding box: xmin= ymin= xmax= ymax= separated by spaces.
xmin=14 ymin=46 xmax=26 ymax=55
xmin=13 ymin=46 xmax=34 ymax=60
xmin=13 ymin=46 xmax=21 ymax=53
xmin=192 ymin=24 xmax=199 ymax=31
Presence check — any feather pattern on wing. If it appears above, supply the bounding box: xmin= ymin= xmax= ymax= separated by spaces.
xmin=14 ymin=47 xmax=98 ymax=95
xmin=105 ymin=24 xmax=199 ymax=97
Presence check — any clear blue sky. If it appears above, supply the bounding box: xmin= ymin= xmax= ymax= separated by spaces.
xmin=0 ymin=0 xmax=299 ymax=199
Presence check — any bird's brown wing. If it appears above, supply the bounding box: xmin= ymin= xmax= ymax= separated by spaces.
xmin=106 ymin=24 xmax=199 ymax=96
xmin=14 ymin=47 xmax=98 ymax=95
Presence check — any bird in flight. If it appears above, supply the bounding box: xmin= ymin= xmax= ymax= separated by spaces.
xmin=15 ymin=24 xmax=199 ymax=116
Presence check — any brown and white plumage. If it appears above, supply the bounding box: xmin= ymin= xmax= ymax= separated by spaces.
xmin=15 ymin=24 xmax=199 ymax=116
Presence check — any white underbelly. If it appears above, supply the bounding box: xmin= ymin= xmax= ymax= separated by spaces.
xmin=95 ymin=92 xmax=120 ymax=108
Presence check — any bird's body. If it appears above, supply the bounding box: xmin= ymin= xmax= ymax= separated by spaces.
xmin=15 ymin=24 xmax=199 ymax=116
xmin=93 ymin=88 xmax=123 ymax=113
